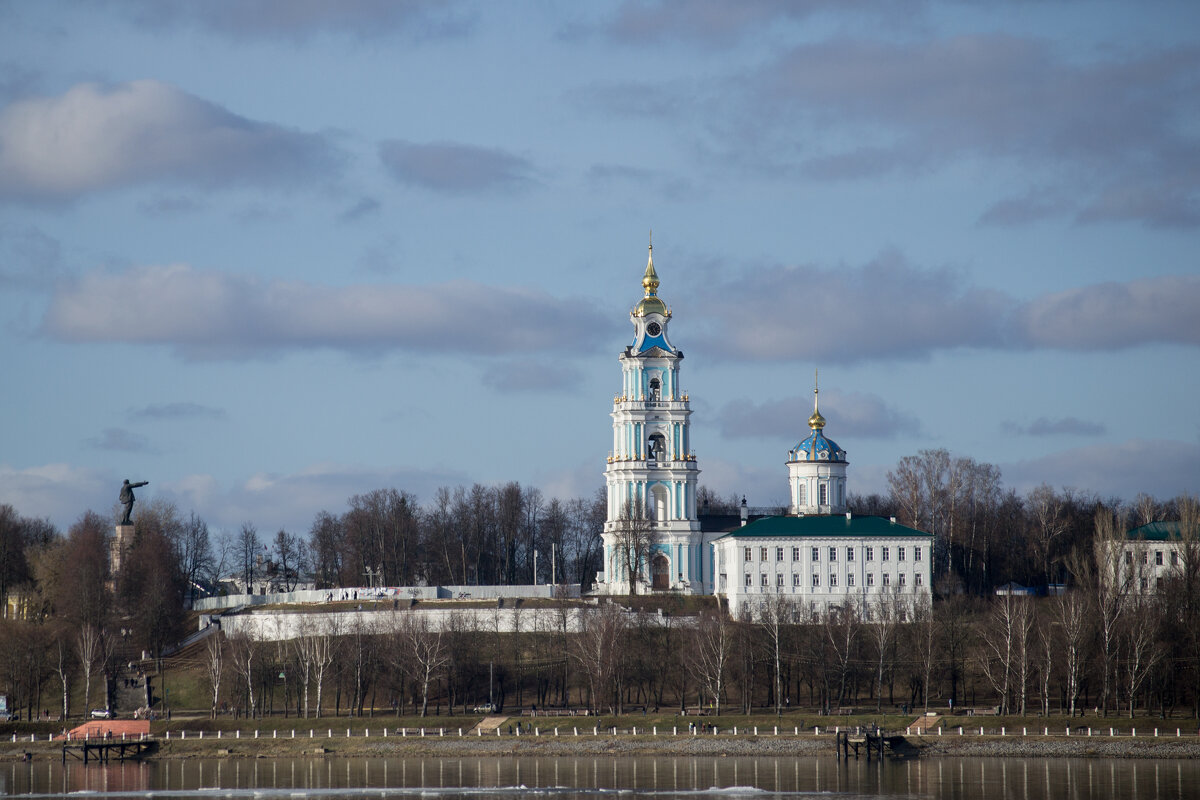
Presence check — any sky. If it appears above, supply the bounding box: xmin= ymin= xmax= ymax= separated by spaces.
xmin=1 ymin=0 xmax=1198 ymax=537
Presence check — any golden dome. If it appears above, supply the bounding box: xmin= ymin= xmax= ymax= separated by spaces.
xmin=809 ymin=368 xmax=825 ymax=430
xmin=633 ymin=237 xmax=671 ymax=318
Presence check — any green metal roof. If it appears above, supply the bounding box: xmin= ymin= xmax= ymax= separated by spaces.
xmin=1126 ymin=521 xmax=1198 ymax=541
xmin=715 ymin=514 xmax=931 ymax=540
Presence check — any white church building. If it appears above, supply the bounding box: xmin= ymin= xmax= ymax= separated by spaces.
xmin=594 ymin=243 xmax=932 ymax=619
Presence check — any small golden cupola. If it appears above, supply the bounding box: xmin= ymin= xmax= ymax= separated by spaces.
xmin=633 ymin=236 xmax=670 ymax=318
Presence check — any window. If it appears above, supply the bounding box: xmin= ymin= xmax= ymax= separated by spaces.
xmin=915 ymin=546 xmax=922 ymax=562
xmin=899 ymin=574 xmax=907 ymax=588
xmin=1156 ymin=550 xmax=1163 ymax=566
xmin=1125 ymin=550 xmax=1133 ymax=565
xmin=777 ymin=547 xmax=785 ymax=562
xmin=1140 ymin=577 xmax=1148 ymax=591
xmin=829 ymin=573 xmax=838 ymax=587
xmin=1142 ymin=550 xmax=1148 ymax=565
xmin=883 ymin=574 xmax=891 ymax=587
xmin=898 ymin=609 xmax=907 ymax=623
xmin=812 ymin=547 xmax=819 ymax=561
xmin=812 ymin=574 xmax=820 ymax=588
xmin=798 ymin=484 xmax=806 ymax=505
xmin=915 ymin=573 xmax=923 ymax=587
xmin=819 ymin=483 xmax=828 ymax=505
xmin=777 ymin=573 xmax=785 ymax=587
xmin=761 ymin=547 xmax=768 ymax=561
xmin=847 ymin=573 xmax=855 ymax=587
xmin=867 ymin=573 xmax=874 ymax=587
xmin=866 ymin=546 xmax=874 ymax=562
xmin=882 ymin=547 xmax=890 ymax=562
xmin=744 ymin=573 xmax=751 ymax=587
xmin=1172 ymin=551 xmax=1179 ymax=566
xmin=761 ymin=573 xmax=769 ymax=587
xmin=847 ymin=547 xmax=855 ymax=562
xmin=793 ymin=573 xmax=801 ymax=587
xmin=744 ymin=547 xmax=752 ymax=562
xmin=1156 ymin=577 xmax=1163 ymax=591
xmin=792 ymin=547 xmax=800 ymax=561
xmin=829 ymin=547 xmax=837 ymax=562
xmin=898 ymin=547 xmax=906 ymax=562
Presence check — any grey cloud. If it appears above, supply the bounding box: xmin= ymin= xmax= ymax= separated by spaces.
xmin=689 ymin=252 xmax=1011 ymax=363
xmin=40 ymin=264 xmax=615 ymax=360
xmin=379 ymin=140 xmax=536 ymax=194
xmin=482 ymin=359 xmax=585 ymax=394
xmin=689 ymin=256 xmax=1200 ymax=363
xmin=0 ymin=80 xmax=342 ymax=202
xmin=111 ymin=0 xmax=475 ymax=41
xmin=717 ymin=390 xmax=919 ymax=440
xmin=128 ymin=402 xmax=227 ymax=421
xmin=600 ymin=0 xmax=888 ymax=47
xmin=754 ymin=36 xmax=1200 ymax=227
xmin=339 ymin=196 xmax=381 ymax=223
xmin=1003 ymin=439 xmax=1200 ymax=501
xmin=586 ymin=163 xmax=694 ymax=201
xmin=138 ymin=194 xmax=205 ymax=217
xmin=1001 ymin=417 xmax=1107 ymax=437
xmin=1015 ymin=275 xmax=1200 ymax=350
xmin=0 ymin=223 xmax=66 ymax=289
xmin=165 ymin=464 xmax=471 ymax=533
xmin=85 ymin=427 xmax=154 ymax=453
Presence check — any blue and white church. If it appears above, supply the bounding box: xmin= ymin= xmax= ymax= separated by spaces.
xmin=595 ymin=243 xmax=932 ymax=617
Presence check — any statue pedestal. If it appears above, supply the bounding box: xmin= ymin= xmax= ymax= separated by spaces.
xmin=112 ymin=523 xmax=134 ymax=575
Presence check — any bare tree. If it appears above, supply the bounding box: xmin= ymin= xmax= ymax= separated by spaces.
xmin=823 ymin=600 xmax=860 ymax=709
xmin=76 ymin=623 xmax=101 ymax=716
xmin=760 ymin=593 xmax=797 ymax=715
xmin=572 ymin=603 xmax=626 ymax=713
xmin=228 ymin=631 xmax=258 ymax=717
xmin=1121 ymin=594 xmax=1163 ymax=718
xmin=1053 ymin=590 xmax=1088 ymax=716
xmin=1029 ymin=485 xmax=1069 ymax=587
xmin=392 ymin=611 xmax=449 ymax=717
xmin=204 ymin=631 xmax=224 ymax=718
xmin=911 ymin=596 xmax=937 ymax=713
xmin=868 ymin=592 xmax=901 ymax=712
xmin=611 ymin=499 xmax=657 ymax=595
xmin=687 ymin=608 xmax=732 ymax=715
xmin=1091 ymin=507 xmax=1129 ymax=716
xmin=979 ymin=593 xmax=1033 ymax=714
xmin=310 ymin=616 xmax=338 ymax=718
xmin=52 ymin=625 xmax=72 ymax=720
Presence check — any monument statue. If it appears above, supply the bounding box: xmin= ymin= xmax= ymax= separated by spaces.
xmin=118 ymin=479 xmax=149 ymax=525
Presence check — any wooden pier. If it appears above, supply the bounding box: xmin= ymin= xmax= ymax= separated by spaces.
xmin=836 ymin=728 xmax=912 ymax=760
xmin=62 ymin=738 xmax=155 ymax=765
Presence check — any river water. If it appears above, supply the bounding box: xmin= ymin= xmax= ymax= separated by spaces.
xmin=4 ymin=756 xmax=1199 ymax=799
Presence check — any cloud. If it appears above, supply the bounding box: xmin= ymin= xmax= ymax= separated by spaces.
xmin=379 ymin=140 xmax=536 ymax=194
xmin=598 ymin=0 xmax=887 ymax=47
xmin=1001 ymin=417 xmax=1106 ymax=437
xmin=0 ymin=462 xmax=114 ymax=529
xmin=0 ymin=223 xmax=66 ymax=289
xmin=481 ymin=359 xmax=585 ymax=394
xmin=688 ymin=251 xmax=1011 ymax=362
xmin=128 ymin=402 xmax=227 ymax=421
xmin=84 ymin=427 xmax=155 ymax=453
xmin=686 ymin=253 xmax=1200 ymax=363
xmin=1014 ymin=275 xmax=1200 ymax=350
xmin=40 ymin=263 xmax=615 ymax=360
xmin=586 ymin=163 xmax=693 ymax=200
xmin=1003 ymin=439 xmax=1200 ymax=501
xmin=163 ymin=462 xmax=472 ymax=533
xmin=0 ymin=80 xmax=341 ymax=202
xmin=338 ymin=196 xmax=381 ymax=223
xmin=112 ymin=0 xmax=475 ymax=41
xmin=717 ymin=390 xmax=919 ymax=441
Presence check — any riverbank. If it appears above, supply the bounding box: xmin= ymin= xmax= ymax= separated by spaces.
xmin=7 ymin=731 xmax=1200 ymax=761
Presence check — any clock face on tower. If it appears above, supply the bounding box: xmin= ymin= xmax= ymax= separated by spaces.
xmin=646 ymin=322 xmax=662 ymax=337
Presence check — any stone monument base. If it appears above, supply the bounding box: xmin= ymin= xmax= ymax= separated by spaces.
xmin=111 ymin=523 xmax=134 ymax=576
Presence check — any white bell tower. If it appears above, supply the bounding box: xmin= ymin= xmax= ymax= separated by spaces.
xmin=599 ymin=238 xmax=704 ymax=594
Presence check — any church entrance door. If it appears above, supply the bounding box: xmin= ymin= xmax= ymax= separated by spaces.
xmin=651 ymin=554 xmax=670 ymax=591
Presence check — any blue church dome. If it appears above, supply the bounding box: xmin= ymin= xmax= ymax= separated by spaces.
xmin=789 ymin=430 xmax=846 ymax=462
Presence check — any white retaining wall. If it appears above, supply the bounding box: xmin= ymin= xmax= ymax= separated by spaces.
xmin=193 ymin=584 xmax=580 ymax=612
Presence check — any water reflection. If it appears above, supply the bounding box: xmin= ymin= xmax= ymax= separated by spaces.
xmin=5 ymin=755 xmax=1199 ymax=799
